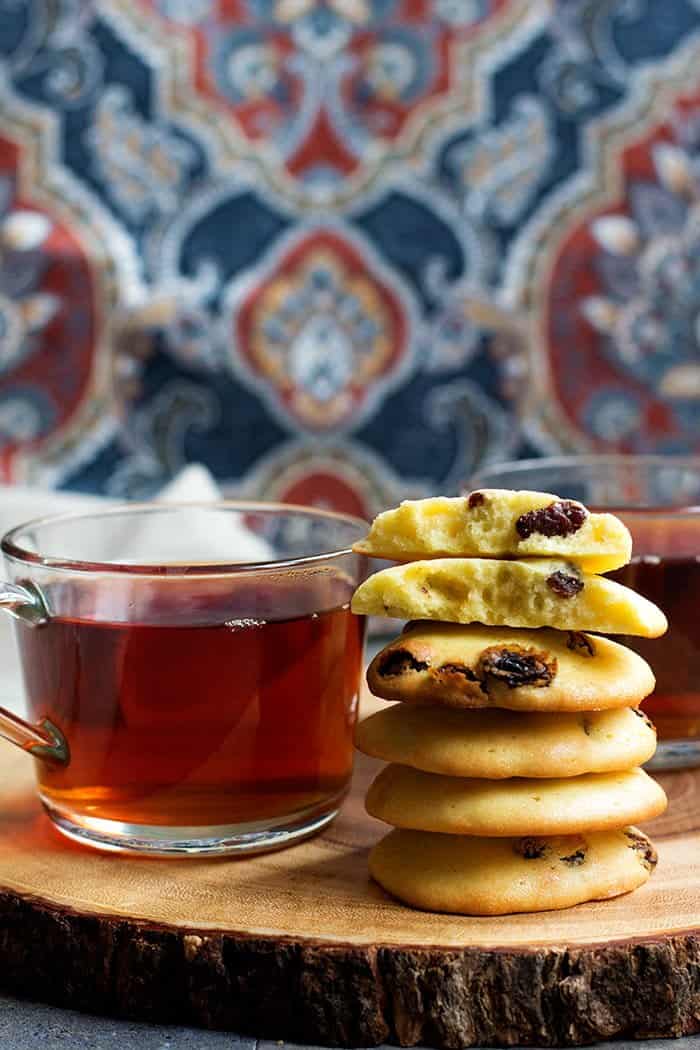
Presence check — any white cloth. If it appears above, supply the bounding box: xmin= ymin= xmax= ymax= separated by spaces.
xmin=112 ymin=464 xmax=273 ymax=564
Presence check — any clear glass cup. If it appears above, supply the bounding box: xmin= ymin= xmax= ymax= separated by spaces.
xmin=471 ymin=455 xmax=700 ymax=770
xmin=0 ymin=502 xmax=368 ymax=855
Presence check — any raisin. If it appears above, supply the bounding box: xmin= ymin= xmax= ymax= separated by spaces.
xmin=436 ymin=663 xmax=488 ymax=694
xmin=547 ymin=571 xmax=584 ymax=598
xmin=560 ymin=847 xmax=587 ymax=866
xmin=625 ymin=830 xmax=658 ymax=871
xmin=514 ymin=838 xmax=548 ymax=860
xmin=566 ymin=631 xmax=595 ymax=656
xmin=477 ymin=645 xmax=556 ymax=689
xmin=377 ymin=649 xmax=429 ymax=677
xmin=581 ymin=717 xmax=592 ymax=736
xmin=467 ymin=491 xmax=485 ymax=508
xmin=516 ymin=500 xmax=587 ymax=539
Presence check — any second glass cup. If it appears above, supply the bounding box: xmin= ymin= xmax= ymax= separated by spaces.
xmin=0 ymin=503 xmax=368 ymax=855
xmin=471 ymin=455 xmax=700 ymax=770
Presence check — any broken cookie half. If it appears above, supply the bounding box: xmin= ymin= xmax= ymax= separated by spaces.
xmin=353 ymin=490 xmax=632 ymax=574
xmin=351 ymin=557 xmax=668 ymax=637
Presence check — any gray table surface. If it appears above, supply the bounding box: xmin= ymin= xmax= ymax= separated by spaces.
xmin=0 ymin=995 xmax=698 ymax=1050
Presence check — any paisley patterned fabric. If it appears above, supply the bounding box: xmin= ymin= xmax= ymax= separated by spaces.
xmin=1 ymin=1 xmax=699 ymax=516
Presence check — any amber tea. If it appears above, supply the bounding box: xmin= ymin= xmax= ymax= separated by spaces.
xmin=0 ymin=502 xmax=368 ymax=854
xmin=16 ymin=575 xmax=364 ymax=831
xmin=608 ymin=512 xmax=700 ymax=744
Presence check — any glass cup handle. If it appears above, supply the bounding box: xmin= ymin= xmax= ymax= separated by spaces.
xmin=0 ymin=580 xmax=49 ymax=626
xmin=0 ymin=580 xmax=69 ymax=765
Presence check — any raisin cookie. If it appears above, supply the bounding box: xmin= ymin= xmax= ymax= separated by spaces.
xmin=369 ymin=827 xmax=657 ymax=915
xmin=351 ymin=557 xmax=667 ymax=637
xmin=365 ymin=765 xmax=667 ymax=836
xmin=367 ymin=623 xmax=654 ymax=711
xmin=356 ymin=705 xmax=657 ymax=779
xmin=353 ymin=491 xmax=632 ymax=574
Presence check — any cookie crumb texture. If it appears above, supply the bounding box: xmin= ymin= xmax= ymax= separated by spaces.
xmin=352 ymin=557 xmax=668 ymax=637
xmin=369 ymin=826 xmax=657 ymax=915
xmin=352 ymin=491 xmax=632 ymax=573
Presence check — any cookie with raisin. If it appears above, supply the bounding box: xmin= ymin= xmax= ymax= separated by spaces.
xmin=351 ymin=558 xmax=667 ymax=637
xmin=356 ymin=705 xmax=657 ymax=778
xmin=353 ymin=491 xmax=631 ymax=574
xmin=368 ymin=827 xmax=657 ymax=915
xmin=365 ymin=765 xmax=667 ymax=836
xmin=367 ymin=623 xmax=654 ymax=710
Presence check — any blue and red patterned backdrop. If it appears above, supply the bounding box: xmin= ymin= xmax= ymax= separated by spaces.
xmin=1 ymin=0 xmax=700 ymax=517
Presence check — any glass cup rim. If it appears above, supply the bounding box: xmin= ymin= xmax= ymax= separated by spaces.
xmin=471 ymin=453 xmax=700 ymax=482
xmin=471 ymin=453 xmax=700 ymax=514
xmin=0 ymin=500 xmax=370 ymax=577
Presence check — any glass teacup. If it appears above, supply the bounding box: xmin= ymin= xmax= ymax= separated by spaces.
xmin=0 ymin=502 xmax=368 ymax=854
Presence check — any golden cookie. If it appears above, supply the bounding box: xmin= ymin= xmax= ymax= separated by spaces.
xmin=367 ymin=623 xmax=654 ymax=711
xmin=365 ymin=765 xmax=667 ymax=836
xmin=351 ymin=558 xmax=667 ymax=637
xmin=353 ymin=491 xmax=632 ymax=574
xmin=369 ymin=827 xmax=657 ymax=915
xmin=356 ymin=705 xmax=657 ymax=779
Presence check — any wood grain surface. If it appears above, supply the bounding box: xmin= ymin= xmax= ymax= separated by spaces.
xmin=0 ymin=696 xmax=697 ymax=1047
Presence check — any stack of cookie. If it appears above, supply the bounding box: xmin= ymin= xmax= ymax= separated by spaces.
xmin=351 ymin=490 xmax=668 ymax=916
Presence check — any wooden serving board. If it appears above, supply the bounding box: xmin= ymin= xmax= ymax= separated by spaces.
xmin=0 ymin=700 xmax=698 ymax=1048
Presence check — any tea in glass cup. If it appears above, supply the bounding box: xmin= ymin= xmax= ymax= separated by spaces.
xmin=0 ymin=503 xmax=368 ymax=854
